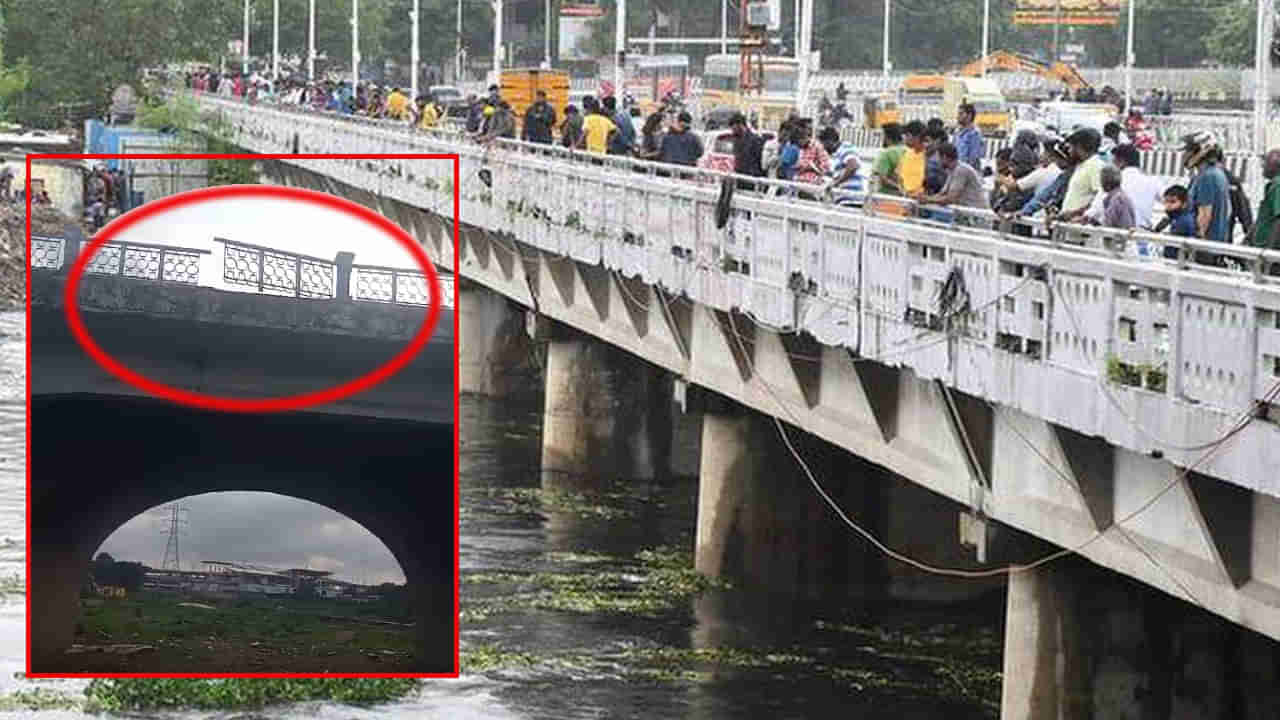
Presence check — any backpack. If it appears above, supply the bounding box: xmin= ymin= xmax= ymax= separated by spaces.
xmin=1224 ymin=169 xmax=1253 ymax=242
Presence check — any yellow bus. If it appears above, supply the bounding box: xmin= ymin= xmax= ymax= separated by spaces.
xmin=701 ymin=53 xmax=798 ymax=133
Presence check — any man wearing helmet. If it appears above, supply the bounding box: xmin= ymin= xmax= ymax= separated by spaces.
xmin=1182 ymin=131 xmax=1233 ymax=244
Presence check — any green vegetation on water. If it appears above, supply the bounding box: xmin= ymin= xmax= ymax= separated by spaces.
xmin=461 ymin=547 xmax=729 ymax=622
xmin=83 ymin=677 xmax=419 ymax=711
xmin=0 ymin=687 xmax=85 ymax=712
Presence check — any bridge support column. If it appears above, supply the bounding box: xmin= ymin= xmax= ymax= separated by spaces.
xmin=458 ymin=280 xmax=533 ymax=396
xmin=1000 ymin=560 xmax=1280 ymax=719
xmin=28 ymin=540 xmax=93 ymax=671
xmin=1000 ymin=562 xmax=1091 ymax=720
xmin=694 ymin=401 xmax=885 ymax=601
xmin=541 ymin=324 xmax=672 ymax=482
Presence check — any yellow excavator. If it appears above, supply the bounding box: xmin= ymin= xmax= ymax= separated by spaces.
xmin=951 ymin=50 xmax=1091 ymax=97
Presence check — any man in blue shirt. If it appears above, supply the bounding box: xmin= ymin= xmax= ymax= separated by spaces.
xmin=603 ymin=95 xmax=635 ymax=155
xmin=1182 ymin=131 xmax=1232 ymax=243
xmin=953 ymin=103 xmax=985 ymax=172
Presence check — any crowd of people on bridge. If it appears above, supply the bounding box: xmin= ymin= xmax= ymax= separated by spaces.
xmin=180 ymin=68 xmax=1279 ymax=256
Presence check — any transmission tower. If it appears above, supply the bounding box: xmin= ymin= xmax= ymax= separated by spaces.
xmin=159 ymin=504 xmax=190 ymax=571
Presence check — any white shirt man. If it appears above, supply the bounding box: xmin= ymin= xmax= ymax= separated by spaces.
xmin=1084 ymin=145 xmax=1162 ymax=229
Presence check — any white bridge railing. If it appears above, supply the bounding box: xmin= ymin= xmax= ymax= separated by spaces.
xmin=196 ymin=91 xmax=1280 ymax=495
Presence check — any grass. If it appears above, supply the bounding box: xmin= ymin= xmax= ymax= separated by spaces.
xmin=77 ymin=590 xmax=413 ymax=670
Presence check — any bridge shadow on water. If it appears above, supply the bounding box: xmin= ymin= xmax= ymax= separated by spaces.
xmin=458 ymin=394 xmax=1006 ymax=719
xmin=28 ymin=393 xmax=455 ymax=674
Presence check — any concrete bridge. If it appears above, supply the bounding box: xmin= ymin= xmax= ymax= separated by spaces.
xmin=196 ymin=92 xmax=1280 ymax=713
xmin=30 ymin=231 xmax=455 ymax=421
xmin=29 ymin=230 xmax=457 ymax=672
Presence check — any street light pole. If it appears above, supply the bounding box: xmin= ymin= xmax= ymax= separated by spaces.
xmin=493 ymin=0 xmax=503 ymax=81
xmin=798 ymin=0 xmax=812 ymax=112
xmin=721 ymin=0 xmax=728 ymax=54
xmin=456 ymin=0 xmax=463 ymax=82
xmin=1255 ymin=0 xmax=1274 ymax=155
xmin=352 ymin=0 xmax=360 ymax=94
xmin=272 ymin=0 xmax=279 ymax=82
xmin=883 ymin=0 xmax=890 ymax=77
xmin=308 ymin=0 xmax=316 ymax=82
xmin=1124 ymin=0 xmax=1135 ymax=115
xmin=545 ymin=0 xmax=552 ymax=68
xmin=981 ymin=0 xmax=989 ymax=76
xmin=242 ymin=0 xmax=250 ymax=77
xmin=411 ymin=0 xmax=420 ymax=99
xmin=615 ymin=0 xmax=626 ymax=98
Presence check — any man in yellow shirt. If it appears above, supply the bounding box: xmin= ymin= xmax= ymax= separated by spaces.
xmin=578 ymin=96 xmax=618 ymax=154
xmin=899 ymin=120 xmax=927 ymax=196
xmin=416 ymin=98 xmax=440 ymax=130
xmin=385 ymin=87 xmax=410 ymax=120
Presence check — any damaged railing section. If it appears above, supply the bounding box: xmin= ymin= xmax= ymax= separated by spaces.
xmin=222 ymin=238 xmax=335 ymax=299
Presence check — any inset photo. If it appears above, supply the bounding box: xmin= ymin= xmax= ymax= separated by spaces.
xmin=27 ymin=154 xmax=457 ymax=676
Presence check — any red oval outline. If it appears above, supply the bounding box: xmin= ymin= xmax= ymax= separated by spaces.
xmin=63 ymin=184 xmax=443 ymax=413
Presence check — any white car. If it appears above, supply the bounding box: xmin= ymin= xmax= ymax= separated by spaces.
xmin=1033 ymin=102 xmax=1114 ymax=135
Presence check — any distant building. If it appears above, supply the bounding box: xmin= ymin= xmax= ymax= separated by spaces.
xmin=141 ymin=561 xmax=386 ymax=600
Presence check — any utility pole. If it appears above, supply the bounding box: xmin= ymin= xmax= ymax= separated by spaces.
xmin=1123 ymin=0 xmax=1135 ymax=115
xmin=545 ymin=0 xmax=553 ymax=67
xmin=883 ymin=0 xmax=891 ymax=77
xmin=981 ymin=0 xmax=990 ymax=76
xmin=308 ymin=0 xmax=316 ymax=81
xmin=722 ymin=0 xmax=729 ymax=54
xmin=615 ymin=0 xmax=626 ymax=98
xmin=272 ymin=0 xmax=280 ymax=82
xmin=798 ymin=0 xmax=813 ymax=113
xmin=1052 ymin=0 xmax=1061 ymax=62
xmin=352 ymin=0 xmax=360 ymax=95
xmin=243 ymin=0 xmax=251 ymax=77
xmin=493 ymin=0 xmax=504 ymax=81
xmin=412 ymin=0 xmax=421 ymax=99
xmin=1254 ymin=0 xmax=1275 ymax=155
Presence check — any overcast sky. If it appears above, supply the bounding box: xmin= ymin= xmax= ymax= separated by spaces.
xmin=96 ymin=491 xmax=406 ymax=586
xmin=105 ymin=191 xmax=434 ymax=293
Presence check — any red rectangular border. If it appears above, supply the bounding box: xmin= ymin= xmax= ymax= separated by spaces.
xmin=23 ymin=152 xmax=462 ymax=679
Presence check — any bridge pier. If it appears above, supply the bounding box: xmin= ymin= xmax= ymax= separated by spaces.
xmin=458 ymin=280 xmax=533 ymax=396
xmin=28 ymin=538 xmax=93 ymax=671
xmin=694 ymin=401 xmax=887 ymax=601
xmin=1001 ymin=559 xmax=1280 ymax=719
xmin=541 ymin=323 xmax=673 ymax=483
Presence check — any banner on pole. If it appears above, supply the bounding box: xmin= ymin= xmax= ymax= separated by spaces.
xmin=1013 ymin=0 xmax=1122 ymax=25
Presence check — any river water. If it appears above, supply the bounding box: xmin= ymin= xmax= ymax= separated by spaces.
xmin=0 ymin=310 xmax=1002 ymax=718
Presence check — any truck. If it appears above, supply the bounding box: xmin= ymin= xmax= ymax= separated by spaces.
xmin=942 ymin=76 xmax=1010 ymax=137
xmin=499 ymin=68 xmax=570 ymax=134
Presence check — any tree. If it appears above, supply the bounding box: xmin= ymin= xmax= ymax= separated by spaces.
xmin=89 ymin=554 xmax=146 ymax=592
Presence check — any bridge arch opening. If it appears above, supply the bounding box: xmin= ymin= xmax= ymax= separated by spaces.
xmin=30 ymin=393 xmax=455 ymax=673
xmin=75 ymin=490 xmax=410 ymax=673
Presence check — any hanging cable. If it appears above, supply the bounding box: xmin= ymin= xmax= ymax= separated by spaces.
xmin=722 ymin=310 xmax=1265 ymax=581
